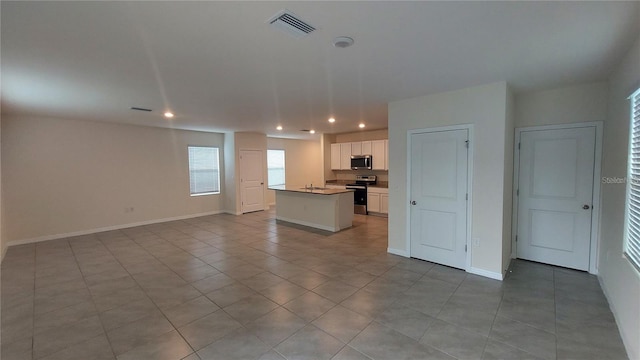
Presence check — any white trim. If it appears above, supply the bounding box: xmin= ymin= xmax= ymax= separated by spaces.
xmin=275 ymin=216 xmax=343 ymax=232
xmin=512 ymin=121 xmax=603 ymax=274
xmin=406 ymin=124 xmax=474 ymax=272
xmin=387 ymin=248 xmax=409 ymax=257
xmin=468 ymin=266 xmax=504 ymax=281
xmin=5 ymin=210 xmax=224 ymax=247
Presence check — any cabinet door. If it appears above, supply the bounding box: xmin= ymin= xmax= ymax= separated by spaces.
xmin=384 ymin=140 xmax=389 ymax=170
xmin=361 ymin=141 xmax=372 ymax=155
xmin=367 ymin=193 xmax=380 ymax=212
xmin=351 ymin=142 xmax=362 ymax=156
xmin=372 ymin=140 xmax=386 ymax=170
xmin=331 ymin=143 xmax=341 ymax=170
xmin=380 ymin=194 xmax=389 ymax=214
xmin=340 ymin=143 xmax=352 ymax=170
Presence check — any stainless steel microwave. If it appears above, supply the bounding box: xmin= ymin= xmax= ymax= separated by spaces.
xmin=351 ymin=155 xmax=372 ymax=170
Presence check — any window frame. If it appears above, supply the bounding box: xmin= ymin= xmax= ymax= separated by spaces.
xmin=267 ymin=149 xmax=286 ymax=187
xmin=187 ymin=146 xmax=221 ymax=196
xmin=624 ymin=87 xmax=640 ymax=272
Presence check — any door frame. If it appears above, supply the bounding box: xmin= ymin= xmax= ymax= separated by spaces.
xmin=511 ymin=121 xmax=603 ymax=274
xmin=406 ymin=124 xmax=474 ymax=271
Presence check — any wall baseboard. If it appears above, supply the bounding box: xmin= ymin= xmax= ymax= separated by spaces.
xmin=6 ymin=210 xmax=225 ymax=248
xmin=467 ymin=266 xmax=504 ymax=281
xmin=387 ymin=248 xmax=409 ymax=257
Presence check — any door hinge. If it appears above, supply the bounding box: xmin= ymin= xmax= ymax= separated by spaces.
xmin=515 ymin=235 xmax=518 ymax=242
xmin=518 ymin=142 xmax=521 ymax=150
xmin=465 ymin=244 xmax=467 ymax=252
xmin=466 ymin=193 xmax=468 ymax=200
xmin=465 ymin=140 xmax=469 ymax=148
xmin=516 ymin=189 xmax=519 ymax=196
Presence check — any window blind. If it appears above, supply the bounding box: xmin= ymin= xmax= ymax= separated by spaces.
xmin=267 ymin=149 xmax=286 ymax=186
xmin=625 ymin=88 xmax=640 ymax=272
xmin=188 ymin=146 xmax=220 ymax=195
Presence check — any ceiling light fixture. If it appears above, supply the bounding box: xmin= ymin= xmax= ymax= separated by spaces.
xmin=333 ymin=36 xmax=354 ymax=48
xmin=328 ymin=117 xmax=336 ymax=123
xmin=276 ymin=125 xmax=283 ymax=131
xmin=309 ymin=130 xmax=316 ymax=134
xmin=164 ymin=111 xmax=174 ymax=118
xmin=359 ymin=123 xmax=365 ymax=129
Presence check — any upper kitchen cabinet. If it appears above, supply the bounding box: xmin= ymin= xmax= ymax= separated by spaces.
xmin=372 ymin=140 xmax=386 ymax=170
xmin=384 ymin=139 xmax=389 ymax=170
xmin=362 ymin=141 xmax=372 ymax=155
xmin=351 ymin=142 xmax=362 ymax=156
xmin=340 ymin=143 xmax=352 ymax=170
xmin=331 ymin=143 xmax=341 ymax=170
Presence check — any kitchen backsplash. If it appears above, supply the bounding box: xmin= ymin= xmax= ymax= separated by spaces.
xmin=334 ymin=170 xmax=388 ymax=182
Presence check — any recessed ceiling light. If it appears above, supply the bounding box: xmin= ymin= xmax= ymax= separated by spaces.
xmin=164 ymin=111 xmax=174 ymax=118
xmin=359 ymin=123 xmax=365 ymax=128
xmin=276 ymin=125 xmax=283 ymax=131
xmin=333 ymin=36 xmax=354 ymax=48
xmin=328 ymin=117 xmax=336 ymax=123
xmin=309 ymin=130 xmax=316 ymax=134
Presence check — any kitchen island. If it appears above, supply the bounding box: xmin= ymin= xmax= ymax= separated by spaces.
xmin=270 ymin=185 xmax=354 ymax=232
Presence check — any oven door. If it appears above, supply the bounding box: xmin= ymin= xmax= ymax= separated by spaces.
xmin=347 ymin=186 xmax=367 ymax=215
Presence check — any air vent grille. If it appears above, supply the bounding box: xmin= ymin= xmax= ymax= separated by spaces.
xmin=269 ymin=10 xmax=316 ymax=38
xmin=131 ymin=107 xmax=152 ymax=112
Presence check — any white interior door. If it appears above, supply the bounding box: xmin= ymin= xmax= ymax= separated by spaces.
xmin=516 ymin=127 xmax=595 ymax=270
xmin=240 ymin=150 xmax=265 ymax=213
xmin=410 ymin=129 xmax=469 ymax=269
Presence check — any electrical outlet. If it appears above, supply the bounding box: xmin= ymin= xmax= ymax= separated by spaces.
xmin=473 ymin=237 xmax=480 ymax=247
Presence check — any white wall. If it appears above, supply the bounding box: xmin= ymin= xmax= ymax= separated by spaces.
xmin=2 ymin=115 xmax=225 ymax=244
xmin=516 ymin=82 xmax=608 ymax=128
xmin=599 ymin=33 xmax=640 ymax=360
xmin=266 ymin=137 xmax=323 ymax=205
xmin=388 ymin=82 xmax=510 ymax=277
xmin=0 ymin=115 xmax=4 ymax=260
xmin=502 ymin=87 xmax=515 ymax=272
xmin=223 ymin=132 xmax=237 ymax=214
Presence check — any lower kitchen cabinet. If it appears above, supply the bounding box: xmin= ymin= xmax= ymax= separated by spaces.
xmin=367 ymin=187 xmax=388 ymax=214
xmin=381 ymin=193 xmax=389 ymax=213
xmin=367 ymin=193 xmax=380 ymax=212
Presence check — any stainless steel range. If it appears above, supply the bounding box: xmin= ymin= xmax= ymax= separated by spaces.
xmin=346 ymin=175 xmax=377 ymax=215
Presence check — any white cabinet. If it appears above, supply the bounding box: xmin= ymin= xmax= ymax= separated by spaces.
xmin=340 ymin=143 xmax=352 ymax=170
xmin=330 ymin=140 xmax=387 ymax=171
xmin=367 ymin=187 xmax=388 ymax=214
xmin=330 ymin=143 xmax=341 ymax=170
xmin=361 ymin=141 xmax=372 ymax=156
xmin=384 ymin=140 xmax=389 ymax=170
xmin=367 ymin=193 xmax=380 ymax=212
xmin=351 ymin=142 xmax=362 ymax=156
xmin=380 ymin=193 xmax=389 ymax=214
xmin=372 ymin=140 xmax=386 ymax=170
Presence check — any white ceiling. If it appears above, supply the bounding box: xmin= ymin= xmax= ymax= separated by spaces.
xmin=2 ymin=1 xmax=639 ymax=138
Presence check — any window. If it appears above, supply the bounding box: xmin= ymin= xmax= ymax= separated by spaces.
xmin=267 ymin=149 xmax=285 ymax=187
xmin=625 ymin=87 xmax=640 ymax=271
xmin=188 ymin=146 xmax=220 ymax=195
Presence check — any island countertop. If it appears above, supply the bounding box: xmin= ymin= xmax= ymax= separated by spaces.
xmin=269 ymin=185 xmax=354 ymax=195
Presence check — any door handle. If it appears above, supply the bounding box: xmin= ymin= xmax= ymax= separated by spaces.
xmin=261 ymin=182 xmax=264 ymax=185
xmin=583 ymin=204 xmax=591 ymax=210
xmin=411 ymin=201 xmax=417 ymax=205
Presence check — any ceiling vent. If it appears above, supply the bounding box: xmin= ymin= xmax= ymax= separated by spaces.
xmin=268 ymin=10 xmax=316 ymax=39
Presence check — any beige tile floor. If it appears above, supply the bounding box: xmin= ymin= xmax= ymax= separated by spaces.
xmin=1 ymin=210 xmax=629 ymax=360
